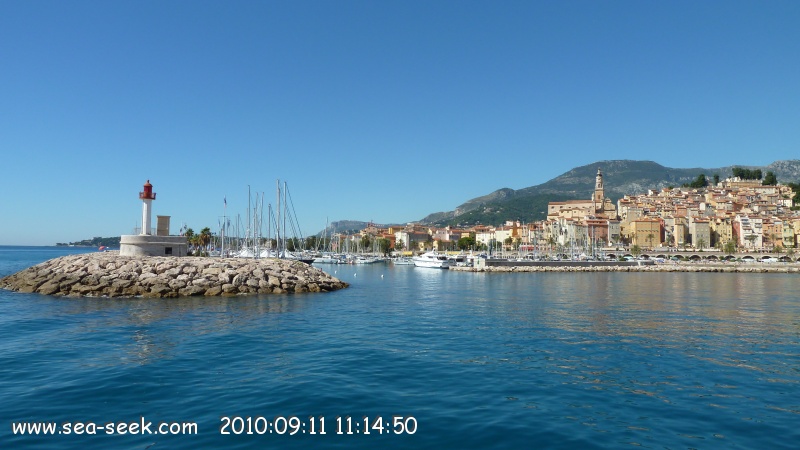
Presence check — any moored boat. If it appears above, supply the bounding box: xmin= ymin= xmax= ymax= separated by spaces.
xmin=412 ymin=251 xmax=453 ymax=269
xmin=391 ymin=257 xmax=414 ymax=265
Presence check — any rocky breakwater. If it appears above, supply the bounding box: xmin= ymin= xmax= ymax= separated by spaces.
xmin=0 ymin=252 xmax=348 ymax=298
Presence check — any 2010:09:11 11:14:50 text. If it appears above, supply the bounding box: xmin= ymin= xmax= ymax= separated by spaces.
xmin=219 ymin=415 xmax=418 ymax=435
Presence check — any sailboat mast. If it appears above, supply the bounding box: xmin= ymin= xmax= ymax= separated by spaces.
xmin=247 ymin=185 xmax=251 ymax=253
xmin=283 ymin=181 xmax=288 ymax=257
xmin=259 ymin=193 xmax=265 ymax=257
xmin=276 ymin=179 xmax=281 ymax=258
xmin=221 ymin=198 xmax=225 ymax=258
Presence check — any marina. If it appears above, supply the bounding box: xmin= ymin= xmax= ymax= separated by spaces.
xmin=1 ymin=246 xmax=798 ymax=449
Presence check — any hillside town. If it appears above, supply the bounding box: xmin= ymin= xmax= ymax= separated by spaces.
xmin=330 ymin=169 xmax=800 ymax=256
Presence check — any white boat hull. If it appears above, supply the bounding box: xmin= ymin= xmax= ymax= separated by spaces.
xmin=412 ymin=252 xmax=453 ymax=269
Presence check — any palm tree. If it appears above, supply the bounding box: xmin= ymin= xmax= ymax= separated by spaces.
xmin=647 ymin=233 xmax=655 ymax=250
xmin=184 ymin=228 xmax=196 ymax=254
xmin=197 ymin=227 xmax=212 ymax=256
xmin=697 ymin=238 xmax=706 ymax=251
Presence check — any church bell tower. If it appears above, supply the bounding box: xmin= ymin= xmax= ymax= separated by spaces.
xmin=593 ymin=168 xmax=604 ymax=205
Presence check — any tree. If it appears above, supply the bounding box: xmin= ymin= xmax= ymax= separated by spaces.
xmin=688 ymin=174 xmax=707 ymax=189
xmin=187 ymin=227 xmax=212 ymax=256
xmin=787 ymin=182 xmax=800 ymax=205
xmin=184 ymin=228 xmax=196 ymax=254
xmin=378 ymin=238 xmax=391 ymax=255
xmin=395 ymin=239 xmax=404 ymax=252
xmin=360 ymin=235 xmax=372 ymax=251
xmin=713 ymin=174 xmax=720 ymax=186
xmin=732 ymin=167 xmax=763 ymax=180
xmin=696 ymin=237 xmax=706 ymax=251
xmin=305 ymin=236 xmax=318 ymax=251
xmin=631 ymin=245 xmax=642 ymax=258
xmin=457 ymin=235 xmax=476 ymax=251
xmin=762 ymin=171 xmax=778 ymax=186
xmin=723 ymin=240 xmax=736 ymax=255
xmin=647 ymin=233 xmax=655 ymax=249
xmin=198 ymin=227 xmax=212 ymax=248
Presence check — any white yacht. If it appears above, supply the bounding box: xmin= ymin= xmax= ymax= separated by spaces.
xmin=412 ymin=251 xmax=453 ymax=269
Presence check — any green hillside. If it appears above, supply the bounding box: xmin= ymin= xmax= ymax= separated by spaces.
xmin=421 ymin=159 xmax=800 ymax=227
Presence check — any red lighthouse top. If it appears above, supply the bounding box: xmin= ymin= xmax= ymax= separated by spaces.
xmin=139 ymin=180 xmax=156 ymax=200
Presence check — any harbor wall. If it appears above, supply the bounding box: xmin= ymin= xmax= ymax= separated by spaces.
xmin=453 ymin=261 xmax=800 ymax=273
xmin=477 ymin=259 xmax=655 ymax=268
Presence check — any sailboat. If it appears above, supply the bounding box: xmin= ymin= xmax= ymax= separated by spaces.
xmin=232 ymin=180 xmax=313 ymax=264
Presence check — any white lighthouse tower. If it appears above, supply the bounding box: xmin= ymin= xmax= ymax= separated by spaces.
xmin=139 ymin=180 xmax=156 ymax=235
xmin=120 ymin=180 xmax=187 ymax=257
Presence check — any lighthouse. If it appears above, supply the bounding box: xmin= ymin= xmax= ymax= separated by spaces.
xmin=121 ymin=179 xmax=187 ymax=257
xmin=139 ymin=180 xmax=157 ymax=235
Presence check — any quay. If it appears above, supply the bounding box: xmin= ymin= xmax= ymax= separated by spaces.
xmin=451 ymin=260 xmax=800 ymax=273
xmin=475 ymin=258 xmax=654 ymax=269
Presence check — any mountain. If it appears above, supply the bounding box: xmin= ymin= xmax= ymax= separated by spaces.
xmin=318 ymin=160 xmax=800 ymax=235
xmin=420 ymin=159 xmax=800 ymax=227
xmin=314 ymin=220 xmax=371 ymax=236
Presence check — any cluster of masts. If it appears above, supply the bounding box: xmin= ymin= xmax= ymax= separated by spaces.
xmin=215 ymin=180 xmax=307 ymax=260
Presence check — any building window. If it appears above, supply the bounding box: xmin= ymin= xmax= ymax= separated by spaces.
xmin=165 ymin=247 xmax=173 ymax=255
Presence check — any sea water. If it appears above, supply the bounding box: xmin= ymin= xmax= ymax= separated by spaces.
xmin=1 ymin=246 xmax=798 ymax=449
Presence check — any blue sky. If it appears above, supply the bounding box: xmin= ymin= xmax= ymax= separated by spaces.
xmin=1 ymin=1 xmax=799 ymax=245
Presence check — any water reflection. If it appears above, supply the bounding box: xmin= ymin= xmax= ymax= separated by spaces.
xmin=12 ymin=294 xmax=316 ymax=367
xmin=451 ymin=272 xmax=800 ymax=387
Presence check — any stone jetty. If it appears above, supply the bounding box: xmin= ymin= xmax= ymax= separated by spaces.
xmin=0 ymin=252 xmax=348 ymax=298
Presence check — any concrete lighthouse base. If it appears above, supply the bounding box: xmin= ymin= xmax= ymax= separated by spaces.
xmin=120 ymin=235 xmax=188 ymax=257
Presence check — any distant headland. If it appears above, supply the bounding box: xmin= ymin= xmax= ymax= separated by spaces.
xmin=56 ymin=237 xmax=121 ymax=247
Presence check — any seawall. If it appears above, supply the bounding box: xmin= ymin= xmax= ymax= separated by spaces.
xmin=451 ymin=262 xmax=800 ymax=273
xmin=0 ymin=252 xmax=348 ymax=298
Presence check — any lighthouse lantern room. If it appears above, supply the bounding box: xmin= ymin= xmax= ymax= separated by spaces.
xmin=139 ymin=180 xmax=157 ymax=235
